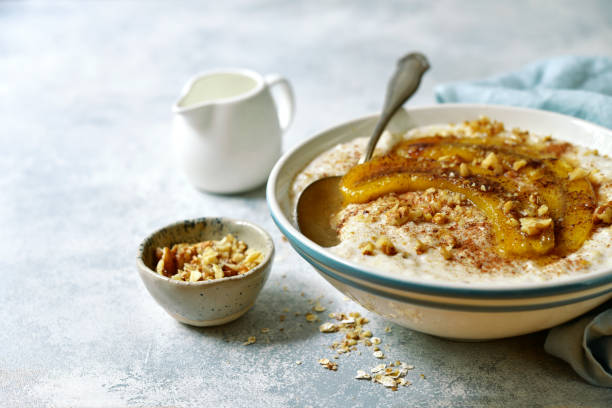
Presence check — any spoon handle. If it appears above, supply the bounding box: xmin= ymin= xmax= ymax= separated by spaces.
xmin=360 ymin=52 xmax=430 ymax=163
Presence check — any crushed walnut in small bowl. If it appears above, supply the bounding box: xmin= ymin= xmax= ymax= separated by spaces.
xmin=155 ymin=234 xmax=264 ymax=282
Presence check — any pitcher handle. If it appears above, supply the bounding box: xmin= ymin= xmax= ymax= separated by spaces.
xmin=265 ymin=74 xmax=295 ymax=133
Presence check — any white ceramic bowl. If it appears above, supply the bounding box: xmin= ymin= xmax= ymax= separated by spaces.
xmin=266 ymin=104 xmax=612 ymax=340
xmin=137 ymin=218 xmax=274 ymax=326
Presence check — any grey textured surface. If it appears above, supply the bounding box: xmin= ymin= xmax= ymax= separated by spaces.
xmin=2 ymin=1 xmax=612 ymax=406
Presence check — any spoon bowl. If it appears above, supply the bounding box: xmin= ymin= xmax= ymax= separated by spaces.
xmin=296 ymin=176 xmax=343 ymax=247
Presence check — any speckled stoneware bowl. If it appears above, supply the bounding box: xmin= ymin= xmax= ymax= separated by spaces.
xmin=137 ymin=218 xmax=274 ymax=326
xmin=267 ymin=104 xmax=612 ymax=340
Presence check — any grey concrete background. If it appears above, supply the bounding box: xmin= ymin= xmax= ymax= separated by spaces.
xmin=2 ymin=1 xmax=612 ymax=406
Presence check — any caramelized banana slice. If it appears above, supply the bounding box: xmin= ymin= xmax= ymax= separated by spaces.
xmin=341 ymin=156 xmax=554 ymax=257
xmin=340 ymin=135 xmax=596 ymax=258
xmin=544 ymin=158 xmax=596 ymax=255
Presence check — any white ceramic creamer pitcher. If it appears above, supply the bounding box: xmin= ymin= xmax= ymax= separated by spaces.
xmin=172 ymin=69 xmax=294 ymax=193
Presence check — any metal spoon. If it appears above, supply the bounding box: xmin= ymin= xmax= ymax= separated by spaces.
xmin=296 ymin=52 xmax=430 ymax=247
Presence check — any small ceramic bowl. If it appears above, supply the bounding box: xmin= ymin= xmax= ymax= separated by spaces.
xmin=137 ymin=217 xmax=274 ymax=326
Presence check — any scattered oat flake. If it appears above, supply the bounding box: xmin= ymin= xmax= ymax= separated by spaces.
xmin=295 ymin=360 xmax=302 ymax=365
xmin=243 ymin=336 xmax=256 ymax=345
xmin=355 ymin=370 xmax=371 ymax=380
xmin=282 ymin=308 xmax=289 ymax=313
xmin=318 ymin=358 xmax=338 ymax=371
xmin=385 ymin=326 xmax=392 ymax=333
xmin=373 ymin=350 xmax=385 ymax=359
xmin=398 ymin=378 xmax=411 ymax=386
xmin=371 ymin=337 xmax=382 ymax=345
xmin=319 ymin=322 xmax=338 ymax=333
xmin=305 ymin=313 xmax=317 ymax=322
xmin=260 ymin=328 xmax=269 ymax=333
xmin=279 ymin=315 xmax=286 ymax=321
xmin=361 ymin=361 xmax=416 ymax=391
xmin=313 ymin=304 xmax=326 ymax=312
xmin=378 ymin=375 xmax=397 ymax=388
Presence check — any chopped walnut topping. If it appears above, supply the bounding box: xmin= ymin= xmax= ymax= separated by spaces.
xmin=387 ymin=205 xmax=412 ymax=226
xmin=502 ymin=201 xmax=515 ymax=214
xmin=507 ymin=217 xmax=519 ymax=227
xmin=481 ymin=152 xmax=502 ymax=174
xmin=537 ymin=204 xmax=549 ymax=217
xmin=520 ymin=217 xmax=553 ymax=236
xmin=512 ymin=159 xmax=527 ymax=171
xmin=376 ymin=236 xmax=397 ymax=256
xmin=440 ymin=247 xmax=453 ymax=260
xmin=415 ymin=240 xmax=428 ymax=255
xmin=440 ymin=233 xmax=457 ymax=249
xmin=465 ymin=116 xmax=505 ymax=137
xmin=593 ymin=202 xmax=612 ymax=224
xmin=568 ymin=167 xmax=589 ymax=181
xmin=432 ymin=213 xmax=447 ymax=225
xmin=360 ymin=242 xmax=375 ymax=256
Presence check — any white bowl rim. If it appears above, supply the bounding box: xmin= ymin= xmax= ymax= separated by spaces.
xmin=266 ymin=103 xmax=612 ymax=298
xmin=137 ymin=217 xmax=274 ymax=286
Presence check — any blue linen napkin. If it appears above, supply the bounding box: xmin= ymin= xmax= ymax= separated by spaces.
xmin=435 ymin=55 xmax=612 ymax=130
xmin=544 ymin=301 xmax=612 ymax=387
xmin=435 ymin=56 xmax=612 ymax=387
